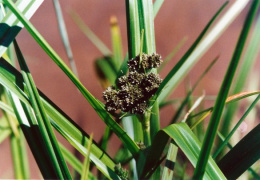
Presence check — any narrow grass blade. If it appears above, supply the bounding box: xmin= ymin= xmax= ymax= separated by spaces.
xmin=110 ymin=16 xmax=123 ymax=70
xmin=0 ymin=117 xmax=12 ymax=144
xmin=10 ymin=131 xmax=30 ymax=179
xmin=81 ymin=133 xmax=93 ymax=180
xmin=161 ymin=141 xmax=178 ymax=180
xmin=0 ymin=84 xmax=29 ymax=178
xmin=59 ymin=144 xmax=97 ymax=180
xmin=0 ymin=57 xmax=120 ymax=179
xmin=137 ymin=0 xmax=156 ymax=54
xmin=220 ymin=12 xmax=260 ymax=138
xmin=218 ymin=124 xmax=260 ymax=179
xmin=158 ymin=37 xmax=187 ymax=73
xmin=152 ymin=1 xmax=247 ymax=104
xmin=8 ymin=92 xmax=60 ymax=179
xmin=121 ymin=116 xmax=139 ymax=179
xmin=193 ymin=1 xmax=260 ymax=179
xmin=14 ymin=41 xmax=71 ymax=179
xmin=150 ymin=102 xmax=160 ymax=141
xmin=10 ymin=134 xmax=23 ymax=179
xmin=52 ymin=0 xmax=79 ymax=78
xmin=0 ymin=0 xmax=43 ymax=57
xmin=1 ymin=91 xmax=19 ymax=137
xmin=116 ymin=53 xmax=129 ymax=80
xmin=182 ymin=92 xmax=205 ymax=122
xmin=213 ymin=94 xmax=260 ymax=158
xmin=0 ymin=3 xmax=4 ymax=20
xmin=125 ymin=0 xmax=140 ymax=59
xmin=153 ymin=0 xmax=164 ymax=18
xmin=171 ymin=57 xmax=217 ymax=123
xmin=69 ymin=9 xmax=111 ymax=56
xmin=141 ymin=123 xmax=226 ymax=179
xmin=217 ymin=132 xmax=260 ymax=180
xmin=95 ymin=56 xmax=117 ymax=86
xmin=189 ymin=91 xmax=260 ymax=129
xmin=0 ymin=57 xmax=123 ymax=180
xmin=59 ymin=144 xmax=82 ymax=175
xmin=3 ymin=0 xmax=139 ymax=157
xmin=2 ymin=96 xmax=29 ymax=179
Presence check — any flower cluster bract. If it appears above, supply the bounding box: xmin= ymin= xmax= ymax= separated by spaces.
xmin=103 ymin=53 xmax=163 ymax=114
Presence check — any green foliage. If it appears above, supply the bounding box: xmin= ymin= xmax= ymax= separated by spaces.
xmin=0 ymin=0 xmax=260 ymax=179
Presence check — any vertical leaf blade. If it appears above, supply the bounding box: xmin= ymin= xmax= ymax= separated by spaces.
xmin=193 ymin=1 xmax=260 ymax=179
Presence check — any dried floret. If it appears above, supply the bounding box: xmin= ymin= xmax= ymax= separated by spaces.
xmin=117 ymin=75 xmax=128 ymax=88
xmin=128 ymin=71 xmax=144 ymax=85
xmin=127 ymin=53 xmax=149 ymax=72
xmin=132 ymin=101 xmax=147 ymax=114
xmin=141 ymin=72 xmax=162 ymax=95
xmin=149 ymin=53 xmax=162 ymax=68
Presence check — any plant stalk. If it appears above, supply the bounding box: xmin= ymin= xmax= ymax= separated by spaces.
xmin=142 ymin=112 xmax=151 ymax=146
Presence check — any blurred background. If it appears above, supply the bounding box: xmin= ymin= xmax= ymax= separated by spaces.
xmin=1 ymin=0 xmax=259 ymax=178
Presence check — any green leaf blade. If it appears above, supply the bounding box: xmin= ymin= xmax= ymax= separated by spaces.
xmin=193 ymin=1 xmax=260 ymax=178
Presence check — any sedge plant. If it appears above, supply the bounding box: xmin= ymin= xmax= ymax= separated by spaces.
xmin=0 ymin=0 xmax=260 ymax=179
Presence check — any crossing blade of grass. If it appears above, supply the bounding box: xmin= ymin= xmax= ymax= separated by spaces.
xmin=152 ymin=1 xmax=247 ymax=104
xmin=110 ymin=16 xmax=123 ymax=70
xmin=0 ymin=89 xmax=29 ymax=180
xmin=2 ymin=100 xmax=29 ymax=179
xmin=0 ymin=101 xmax=16 ymax=125
xmin=193 ymin=1 xmax=260 ymax=179
xmin=52 ymin=0 xmax=79 ymax=78
xmin=189 ymin=91 xmax=260 ymax=129
xmin=68 ymin=9 xmax=111 ymax=56
xmin=213 ymin=94 xmax=260 ymax=159
xmin=14 ymin=40 xmax=71 ymax=179
xmin=161 ymin=141 xmax=178 ymax=180
xmin=220 ymin=12 xmax=260 ymax=139
xmin=182 ymin=92 xmax=205 ymax=122
xmin=141 ymin=123 xmax=226 ymax=179
xmin=59 ymin=144 xmax=97 ymax=180
xmin=1 ymin=91 xmax=19 ymax=137
xmin=158 ymin=37 xmax=187 ymax=73
xmin=153 ymin=0 xmax=164 ymax=18
xmin=171 ymin=57 xmax=217 ymax=124
xmin=0 ymin=58 xmax=125 ymax=180
xmin=0 ymin=0 xmax=43 ymax=57
xmin=8 ymin=91 xmax=62 ymax=179
xmin=218 ymin=123 xmax=260 ymax=179
xmin=4 ymin=0 xmax=140 ymax=157
xmin=0 ymin=57 xmax=120 ymax=179
xmin=0 ymin=77 xmax=29 ymax=179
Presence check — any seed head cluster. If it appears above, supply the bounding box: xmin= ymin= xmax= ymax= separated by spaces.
xmin=128 ymin=53 xmax=162 ymax=72
xmin=103 ymin=53 xmax=163 ymax=114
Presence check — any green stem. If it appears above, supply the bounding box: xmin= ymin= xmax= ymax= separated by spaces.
xmin=142 ymin=112 xmax=151 ymax=146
